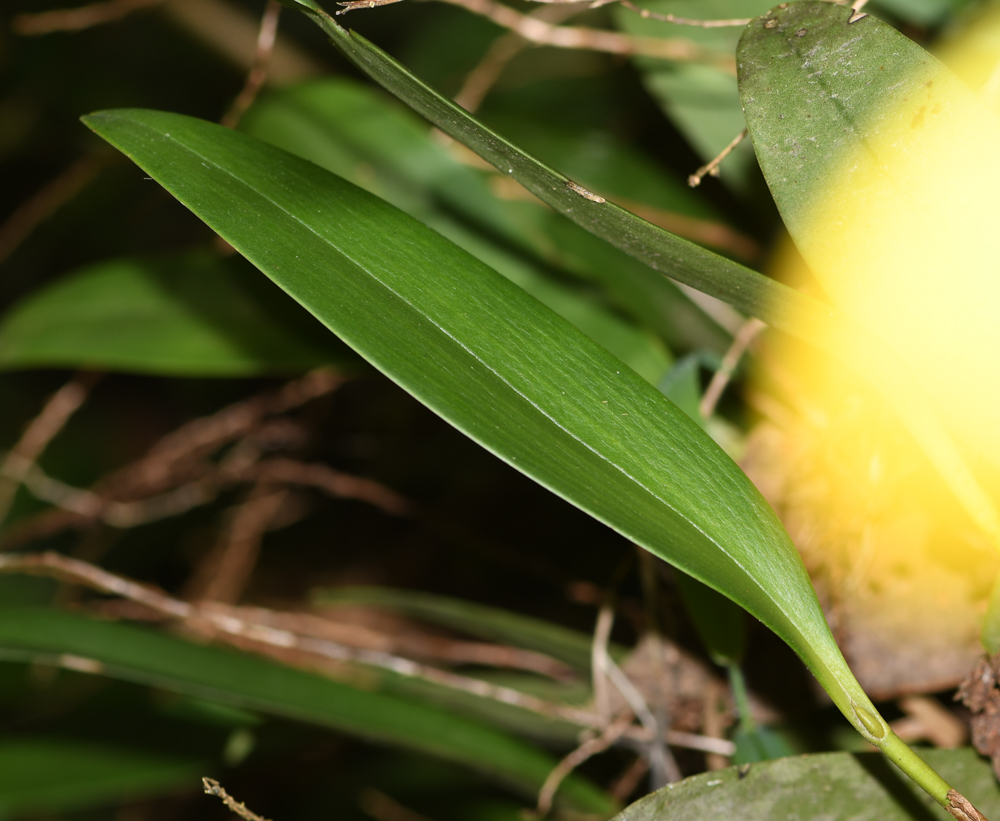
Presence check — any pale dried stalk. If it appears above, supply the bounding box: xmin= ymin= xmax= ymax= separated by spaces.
xmin=0 ymin=551 xmax=734 ymax=756
xmin=536 ymin=711 xmax=635 ymax=816
xmin=688 ymin=128 xmax=748 ymax=188
xmin=203 ymin=778 xmax=272 ymax=821
xmin=0 ymin=374 xmax=99 ymax=527
xmin=591 ymin=604 xmax=680 ymax=784
xmin=453 ymin=3 xmax=584 ymax=112
xmin=337 ymin=0 xmax=718 ymax=64
xmin=12 ymin=0 xmax=164 ymax=34
xmin=591 ymin=603 xmax=614 ymax=720
xmin=615 ymin=0 xmax=751 ymax=27
xmin=699 ymin=317 xmax=767 ymax=419
xmin=220 ymin=0 xmax=283 ymax=129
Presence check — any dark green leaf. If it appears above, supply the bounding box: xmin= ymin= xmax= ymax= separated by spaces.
xmin=83 ymin=106 xmax=881 ymax=744
xmin=614 ymin=748 xmax=999 ymax=821
xmin=280 ymin=3 xmax=787 ymax=323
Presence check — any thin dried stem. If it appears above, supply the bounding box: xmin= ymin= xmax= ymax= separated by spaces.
xmin=453 ymin=4 xmax=584 ymax=112
xmin=0 ymin=155 xmax=108 ymax=267
xmin=220 ymin=0 xmax=283 ymax=129
xmin=609 ymin=754 xmax=650 ymax=801
xmin=0 ymin=551 xmax=733 ymax=757
xmin=0 ymin=374 xmax=100 ymax=527
xmin=2 ymin=454 xmax=412 ymax=534
xmin=688 ymin=128 xmax=748 ymax=188
xmin=699 ymin=317 xmax=767 ymax=419
xmin=12 ymin=0 xmax=164 ymax=34
xmin=535 ymin=711 xmax=635 ymax=816
xmin=615 ymin=0 xmax=751 ymax=27
xmin=188 ymin=483 xmax=289 ymax=603
xmin=592 ymin=603 xmax=614 ymax=720
xmin=603 ymin=647 xmax=681 ymax=784
xmin=203 ymin=778 xmax=272 ymax=821
xmin=337 ymin=0 xmax=720 ymax=65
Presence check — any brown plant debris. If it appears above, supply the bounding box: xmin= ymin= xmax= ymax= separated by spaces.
xmin=957 ymin=654 xmax=1000 ymax=779
xmin=947 ymin=788 xmax=990 ymax=821
xmin=203 ymin=778 xmax=271 ymax=821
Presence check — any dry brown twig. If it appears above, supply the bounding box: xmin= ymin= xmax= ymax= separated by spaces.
xmin=203 ymin=778 xmax=272 ymax=821
xmin=11 ymin=0 xmax=165 ymax=34
xmin=699 ymin=316 xmax=767 ymax=419
xmin=535 ymin=711 xmax=635 ymax=816
xmin=220 ymin=0 xmax=283 ymax=129
xmin=609 ymin=753 xmax=650 ymax=802
xmin=452 ymin=3 xmax=586 ymax=113
xmin=610 ymin=0 xmax=751 ymax=27
xmin=185 ymin=482 xmax=290 ymax=603
xmin=0 ymin=373 xmax=101 ymax=528
xmin=359 ymin=789 xmax=436 ymax=821
xmin=336 ymin=0 xmax=725 ymax=66
xmin=0 ymin=369 xmax=359 ymax=549
xmin=688 ymin=128 xmax=748 ymax=188
xmin=0 ymin=550 xmax=734 ymax=757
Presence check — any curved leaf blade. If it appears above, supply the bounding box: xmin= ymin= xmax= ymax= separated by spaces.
xmin=280 ymin=0 xmax=1000 ymax=561
xmin=83 ymin=107 xmax=873 ymax=739
xmin=284 ymin=1 xmax=784 ymax=322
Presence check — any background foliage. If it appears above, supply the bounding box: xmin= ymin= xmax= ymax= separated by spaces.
xmin=0 ymin=0 xmax=995 ymax=820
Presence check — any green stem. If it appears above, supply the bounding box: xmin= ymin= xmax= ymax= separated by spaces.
xmin=727 ymin=663 xmax=756 ymax=735
xmin=876 ymin=729 xmax=953 ymax=809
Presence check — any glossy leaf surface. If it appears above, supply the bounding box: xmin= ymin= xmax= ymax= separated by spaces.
xmin=280 ymin=1 xmax=790 ymax=323
xmin=84 ymin=106 xmax=878 ymax=740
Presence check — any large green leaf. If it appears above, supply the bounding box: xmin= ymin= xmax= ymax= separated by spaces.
xmin=83 ymin=106 xmax=887 ymax=755
xmin=268 ymin=3 xmax=999 ymax=551
xmin=614 ymin=748 xmax=1000 ymax=821
xmin=241 ymin=79 xmax=716 ymax=365
xmin=276 ymin=0 xmax=788 ymax=322
xmin=0 ymin=607 xmax=611 ymax=812
xmin=0 ymin=739 xmax=202 ymax=820
xmin=0 ymin=254 xmax=345 ymax=376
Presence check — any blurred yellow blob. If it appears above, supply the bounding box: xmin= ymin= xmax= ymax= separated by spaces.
xmin=748 ymin=5 xmax=1000 ymax=692
xmin=790 ymin=18 xmax=1000 ymax=474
